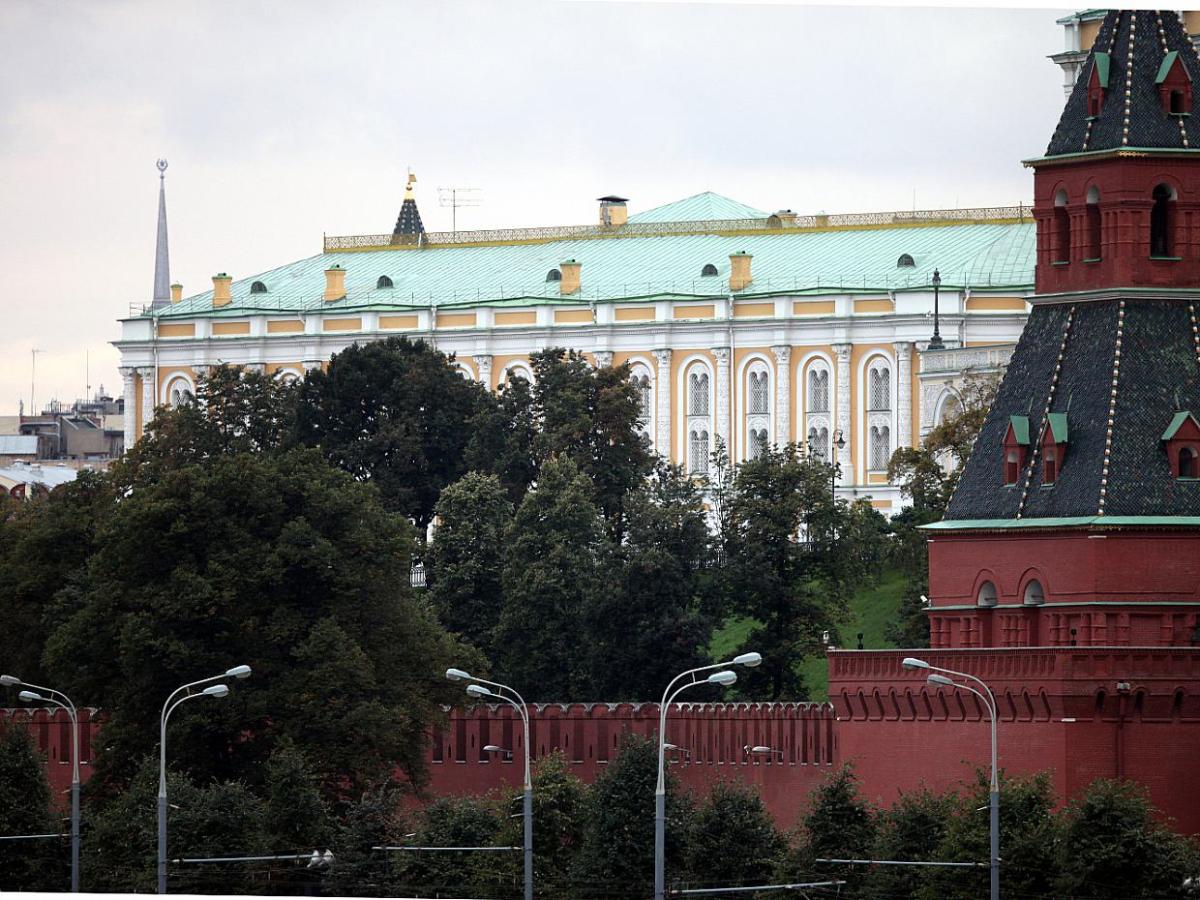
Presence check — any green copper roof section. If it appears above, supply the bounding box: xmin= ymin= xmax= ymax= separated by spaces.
xmin=149 ymin=218 xmax=1034 ymax=319
xmin=1157 ymin=50 xmax=1182 ymax=84
xmin=627 ymin=192 xmax=768 ymax=224
xmin=1008 ymin=415 xmax=1031 ymax=445
xmin=924 ymin=516 xmax=1200 ymax=531
xmin=1046 ymin=412 xmax=1069 ymax=443
xmin=1094 ymin=52 xmax=1110 ymax=89
xmin=1162 ymin=411 xmax=1200 ymax=440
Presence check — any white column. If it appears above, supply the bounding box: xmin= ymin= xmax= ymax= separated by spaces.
xmin=593 ymin=350 xmax=613 ymax=369
xmin=139 ymin=366 xmax=156 ymax=439
xmin=473 ymin=354 xmax=493 ymax=391
xmin=713 ymin=346 xmax=731 ymax=456
xmin=653 ymin=348 xmax=672 ymax=458
xmin=894 ymin=341 xmax=913 ymax=449
xmin=772 ymin=345 xmax=791 ymax=447
xmin=833 ymin=343 xmax=852 ymax=479
xmin=120 ymin=367 xmax=137 ymax=453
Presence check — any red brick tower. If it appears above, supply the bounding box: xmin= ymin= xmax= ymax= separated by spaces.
xmin=829 ymin=10 xmax=1200 ymax=832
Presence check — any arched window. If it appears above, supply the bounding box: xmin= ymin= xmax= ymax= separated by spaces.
xmin=688 ymin=371 xmax=710 ymax=416
xmin=869 ymin=425 xmax=891 ymax=471
xmin=808 ymin=426 xmax=830 ymax=460
xmin=1151 ymin=184 xmax=1175 ymax=257
xmin=376 ymin=275 xmax=394 ymax=289
xmin=700 ymin=263 xmax=719 ymax=277
xmin=977 ymin=581 xmax=998 ymax=607
xmin=748 ymin=369 xmax=769 ymax=415
xmin=250 ymin=280 xmax=268 ymax=294
xmin=1023 ymin=580 xmax=1045 ymax=605
xmin=629 ymin=364 xmax=653 ymax=434
xmin=274 ymin=368 xmax=302 ymax=385
xmin=689 ymin=429 xmax=710 ymax=474
xmin=868 ymin=364 xmax=891 ymax=411
xmin=1004 ymin=448 xmax=1021 ymax=485
xmin=1054 ymin=189 xmax=1070 ymax=263
xmin=546 ymin=269 xmax=562 ymax=282
xmin=165 ymin=377 xmax=193 ymax=408
xmin=505 ymin=364 xmax=533 ymax=385
xmin=897 ymin=253 xmax=915 ymax=268
xmin=1085 ymin=186 xmax=1101 ymax=260
xmin=808 ymin=368 xmax=830 ymax=413
xmin=749 ymin=428 xmax=768 ymax=460
xmin=1180 ymin=446 xmax=1198 ymax=479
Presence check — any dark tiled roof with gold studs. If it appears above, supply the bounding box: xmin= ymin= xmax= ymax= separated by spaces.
xmin=1046 ymin=10 xmax=1200 ymax=156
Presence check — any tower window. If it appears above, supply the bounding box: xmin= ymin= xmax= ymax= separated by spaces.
xmin=1005 ymin=449 xmax=1021 ymax=485
xmin=977 ymin=581 xmax=998 ymax=608
xmin=1044 ymin=445 xmax=1058 ymax=484
xmin=700 ymin=263 xmax=719 ymax=277
xmin=1085 ymin=186 xmax=1101 ymax=260
xmin=1053 ymin=190 xmax=1070 ymax=263
xmin=250 ymin=280 xmax=267 ymax=294
xmin=1180 ymin=447 xmax=1198 ymax=479
xmin=1171 ymin=89 xmax=1187 ymax=114
xmin=376 ymin=275 xmax=394 ymax=289
xmin=1023 ymin=580 xmax=1045 ymax=606
xmin=1151 ymin=184 xmax=1175 ymax=257
xmin=546 ymin=269 xmax=562 ymax=282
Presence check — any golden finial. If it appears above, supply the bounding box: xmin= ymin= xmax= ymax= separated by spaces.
xmin=405 ymin=169 xmax=417 ymax=200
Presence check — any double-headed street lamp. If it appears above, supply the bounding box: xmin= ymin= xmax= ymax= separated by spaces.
xmin=447 ymin=668 xmax=532 ymax=900
xmin=903 ymin=657 xmax=998 ymax=900
xmin=3 ymin=675 xmax=81 ymax=892
xmin=158 ymin=666 xmax=251 ymax=894
xmin=928 ymin=269 xmax=945 ymax=350
xmin=655 ymin=652 xmax=762 ymax=900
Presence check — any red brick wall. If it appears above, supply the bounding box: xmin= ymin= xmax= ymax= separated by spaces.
xmin=0 ymin=708 xmax=101 ymax=805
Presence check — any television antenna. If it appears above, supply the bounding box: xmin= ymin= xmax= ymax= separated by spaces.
xmin=438 ymin=186 xmax=482 ymax=235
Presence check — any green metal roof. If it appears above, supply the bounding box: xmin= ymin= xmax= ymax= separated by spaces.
xmin=924 ymin=516 xmax=1200 ymax=531
xmin=148 ymin=215 xmax=1035 ymax=319
xmin=1094 ymin=51 xmax=1110 ymax=89
xmin=1157 ymin=50 xmax=1182 ymax=84
xmin=1162 ymin=411 xmax=1200 ymax=441
xmin=627 ymin=192 xmax=768 ymax=224
xmin=1046 ymin=412 xmax=1069 ymax=443
xmin=1008 ymin=415 xmax=1031 ymax=445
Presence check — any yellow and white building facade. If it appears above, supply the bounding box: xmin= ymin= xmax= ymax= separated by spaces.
xmin=114 ymin=190 xmax=1034 ymax=511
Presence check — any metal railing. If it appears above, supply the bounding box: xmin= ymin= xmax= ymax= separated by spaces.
xmin=324 ymin=204 xmax=1031 ymax=252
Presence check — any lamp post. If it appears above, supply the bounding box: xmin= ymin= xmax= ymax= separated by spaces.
xmin=744 ymin=745 xmax=784 ymax=761
xmin=903 ymin=657 xmax=997 ymax=900
xmin=5 ymin=676 xmax=80 ymax=892
xmin=158 ymin=666 xmax=250 ymax=894
xmin=928 ymin=269 xmax=945 ymax=350
xmin=831 ymin=430 xmax=846 ymax=499
xmin=448 ymin=669 xmax=532 ymax=900
xmin=655 ymin=652 xmax=762 ymax=900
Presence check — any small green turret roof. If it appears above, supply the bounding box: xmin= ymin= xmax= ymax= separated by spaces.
xmin=1046 ymin=412 xmax=1069 ymax=443
xmin=1007 ymin=415 xmax=1031 ymax=445
xmin=1162 ymin=410 xmax=1200 ymax=441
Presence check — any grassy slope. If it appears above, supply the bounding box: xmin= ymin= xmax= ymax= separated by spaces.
xmin=709 ymin=567 xmax=908 ymax=702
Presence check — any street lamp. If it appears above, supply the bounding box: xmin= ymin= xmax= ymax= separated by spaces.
xmin=744 ymin=744 xmax=784 ymax=760
xmin=655 ymin=652 xmax=762 ymax=900
xmin=929 ymin=269 xmax=945 ymax=350
xmin=903 ymin=657 xmax=997 ymax=900
xmin=449 ymin=669 xmax=532 ymax=900
xmin=9 ymin=678 xmax=81 ymax=893
xmin=158 ymin=667 xmax=250 ymax=894
xmin=831 ymin=430 xmax=846 ymax=499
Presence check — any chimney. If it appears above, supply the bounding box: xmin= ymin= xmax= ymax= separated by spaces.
xmin=559 ymin=259 xmax=582 ymax=295
xmin=170 ymin=282 xmax=183 ymax=304
xmin=598 ymin=196 xmax=629 ymax=227
xmin=324 ymin=264 xmax=346 ymax=302
xmin=773 ymin=209 xmax=798 ymax=226
xmin=212 ymin=273 xmax=232 ymax=308
xmin=729 ymin=252 xmax=753 ymax=292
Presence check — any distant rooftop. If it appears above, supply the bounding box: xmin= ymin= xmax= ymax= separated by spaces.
xmin=627 ymin=191 xmax=768 ymax=223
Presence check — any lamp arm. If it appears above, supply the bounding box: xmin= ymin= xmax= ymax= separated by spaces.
xmin=18 ymin=680 xmax=76 ymax=716
xmin=160 ymin=673 xmax=226 ymax=727
xmin=929 ymin=664 xmax=997 ymax=717
xmin=467 ymin=675 xmax=528 ymax=714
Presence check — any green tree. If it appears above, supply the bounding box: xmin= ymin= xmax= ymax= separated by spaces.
xmin=325 ymin=785 xmax=409 ymax=896
xmin=1054 ymin=779 xmax=1199 ymax=899
xmin=684 ymin=780 xmax=786 ymax=890
xmin=583 ymin=464 xmax=715 ymax=700
xmin=395 ymin=795 xmax=504 ymax=898
xmin=495 ymin=457 xmax=609 ymax=700
xmin=425 ymin=472 xmax=514 ymax=657
xmin=465 ymin=372 xmax=538 ymax=505
xmin=262 ymin=740 xmax=333 ymax=852
xmin=40 ymin=449 xmax=472 ymax=796
xmin=786 ymin=765 xmax=876 ymax=891
xmin=718 ymin=445 xmax=880 ymax=699
xmin=574 ymin=735 xmax=694 ymax=899
xmin=294 ymin=336 xmax=489 ymax=534
xmin=0 ymin=726 xmax=63 ymax=891
xmin=864 ymin=786 xmax=958 ymax=899
xmin=919 ymin=770 xmax=1060 ymax=900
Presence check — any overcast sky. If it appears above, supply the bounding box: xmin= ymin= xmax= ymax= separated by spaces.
xmin=0 ymin=0 xmax=1070 ymax=415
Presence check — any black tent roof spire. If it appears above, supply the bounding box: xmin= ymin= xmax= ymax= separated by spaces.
xmin=392 ymin=171 xmax=426 ymax=241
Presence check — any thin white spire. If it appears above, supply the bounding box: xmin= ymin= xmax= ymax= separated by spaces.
xmin=151 ymin=159 xmax=170 ymax=308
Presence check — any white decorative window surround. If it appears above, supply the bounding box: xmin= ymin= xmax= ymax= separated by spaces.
xmin=745 ymin=359 xmax=771 ymax=459
xmin=807 ymin=424 xmax=831 ymax=460
xmin=869 ymin=424 xmax=892 ymax=471
xmin=808 ymin=368 xmax=830 ymax=413
xmin=162 ymin=374 xmax=195 ymax=408
xmin=802 ymin=357 xmax=833 ymax=460
xmin=863 ymin=354 xmax=895 ymax=473
xmin=684 ymin=360 xmax=713 ymax=474
xmin=629 ymin=361 xmax=654 ymax=440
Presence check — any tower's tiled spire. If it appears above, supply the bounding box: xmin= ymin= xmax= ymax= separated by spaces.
xmin=151 ymin=159 xmax=170 ymax=309
xmin=392 ymin=171 xmax=425 ymax=243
